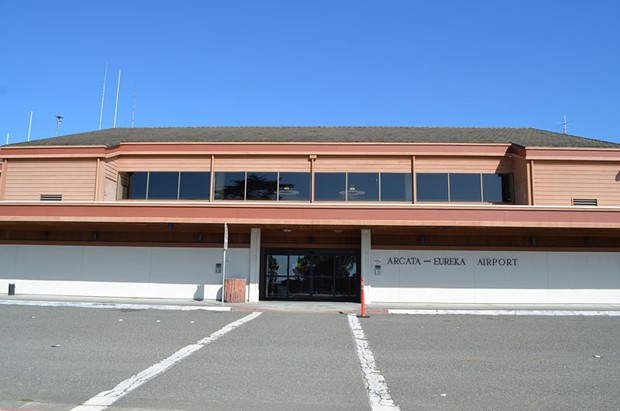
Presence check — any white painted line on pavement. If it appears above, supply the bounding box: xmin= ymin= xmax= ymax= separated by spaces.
xmin=389 ymin=309 xmax=620 ymax=316
xmin=0 ymin=299 xmax=231 ymax=311
xmin=71 ymin=311 xmax=262 ymax=411
xmin=348 ymin=314 xmax=400 ymax=411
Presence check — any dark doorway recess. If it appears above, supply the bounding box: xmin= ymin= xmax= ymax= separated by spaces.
xmin=262 ymin=249 xmax=359 ymax=302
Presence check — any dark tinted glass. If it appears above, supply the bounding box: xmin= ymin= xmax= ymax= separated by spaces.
xmin=246 ymin=172 xmax=277 ymax=200
xmin=127 ymin=172 xmax=148 ymax=199
xmin=482 ymin=174 xmax=503 ymax=203
xmin=450 ymin=173 xmax=481 ymax=202
xmin=347 ymin=173 xmax=379 ymax=201
xmin=381 ymin=173 xmax=412 ymax=202
xmin=278 ymin=172 xmax=310 ymax=201
xmin=416 ymin=173 xmax=448 ymax=201
xmin=148 ymin=172 xmax=179 ymax=200
xmin=314 ymin=172 xmax=346 ymax=201
xmin=214 ymin=172 xmax=245 ymax=200
xmin=179 ymin=172 xmax=210 ymax=200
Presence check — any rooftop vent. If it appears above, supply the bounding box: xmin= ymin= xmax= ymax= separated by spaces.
xmin=572 ymin=198 xmax=597 ymax=206
xmin=40 ymin=194 xmax=63 ymax=201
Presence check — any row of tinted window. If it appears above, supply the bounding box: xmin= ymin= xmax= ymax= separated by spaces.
xmin=119 ymin=171 xmax=412 ymax=202
xmin=120 ymin=172 xmax=210 ymax=200
xmin=416 ymin=173 xmax=513 ymax=203
xmin=215 ymin=172 xmax=412 ymax=202
xmin=119 ymin=171 xmax=512 ymax=203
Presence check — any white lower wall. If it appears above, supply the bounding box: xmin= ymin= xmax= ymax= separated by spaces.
xmin=0 ymin=245 xmax=250 ymax=300
xmin=368 ymin=250 xmax=620 ymax=304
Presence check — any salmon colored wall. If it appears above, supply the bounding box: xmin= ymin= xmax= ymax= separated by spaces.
xmin=3 ymin=158 xmax=98 ymax=201
xmin=213 ymin=156 xmax=310 ymax=172
xmin=116 ymin=155 xmax=212 ymax=171
xmin=414 ymin=156 xmax=512 ymax=174
xmin=313 ymin=156 xmax=412 ymax=172
xmin=512 ymin=157 xmax=530 ymax=205
xmin=533 ymin=161 xmax=620 ymax=206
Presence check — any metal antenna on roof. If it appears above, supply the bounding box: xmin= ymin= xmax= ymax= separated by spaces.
xmin=555 ymin=114 xmax=573 ymax=135
xmin=99 ymin=61 xmax=108 ymax=130
xmin=113 ymin=69 xmax=121 ymax=128
xmin=131 ymin=89 xmax=136 ymax=128
xmin=27 ymin=111 xmax=33 ymax=141
xmin=56 ymin=115 xmax=63 ymax=136
xmin=5 ymin=131 xmax=9 ymax=145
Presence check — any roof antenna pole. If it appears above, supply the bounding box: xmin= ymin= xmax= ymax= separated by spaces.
xmin=99 ymin=61 xmax=108 ymax=130
xmin=131 ymin=89 xmax=136 ymax=128
xmin=563 ymin=114 xmax=567 ymax=134
xmin=27 ymin=110 xmax=33 ymax=141
xmin=5 ymin=132 xmax=9 ymax=145
xmin=56 ymin=115 xmax=63 ymax=136
xmin=113 ymin=69 xmax=121 ymax=128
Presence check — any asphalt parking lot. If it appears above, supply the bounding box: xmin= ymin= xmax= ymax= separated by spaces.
xmin=0 ymin=305 xmax=619 ymax=411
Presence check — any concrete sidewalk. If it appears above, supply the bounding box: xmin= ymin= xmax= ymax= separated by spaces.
xmin=1 ymin=293 xmax=620 ymax=316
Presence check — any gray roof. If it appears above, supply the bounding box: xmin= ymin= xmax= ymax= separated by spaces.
xmin=5 ymin=127 xmax=620 ymax=149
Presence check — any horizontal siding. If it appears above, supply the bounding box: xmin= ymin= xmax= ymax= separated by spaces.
xmin=513 ymin=158 xmax=530 ymax=205
xmin=105 ymin=158 xmax=118 ymax=181
xmin=415 ymin=157 xmax=512 ymax=174
xmin=117 ymin=155 xmax=212 ymax=171
xmin=314 ymin=156 xmax=412 ymax=172
xmin=214 ymin=156 xmax=310 ymax=172
xmin=534 ymin=161 xmax=620 ymax=206
xmin=4 ymin=159 xmax=97 ymax=201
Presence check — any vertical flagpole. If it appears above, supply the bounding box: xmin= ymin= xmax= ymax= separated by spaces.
xmin=99 ymin=61 xmax=108 ymax=130
xmin=113 ymin=69 xmax=121 ymax=128
xmin=221 ymin=223 xmax=228 ymax=306
xmin=27 ymin=111 xmax=33 ymax=141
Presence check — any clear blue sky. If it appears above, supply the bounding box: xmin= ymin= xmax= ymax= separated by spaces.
xmin=1 ymin=0 xmax=619 ymax=144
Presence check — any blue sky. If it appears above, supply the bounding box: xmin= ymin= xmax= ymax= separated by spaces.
xmin=1 ymin=1 xmax=619 ymax=144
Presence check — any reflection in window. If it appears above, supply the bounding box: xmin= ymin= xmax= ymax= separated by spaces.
xmin=246 ymin=172 xmax=277 ymax=200
xmin=179 ymin=172 xmax=210 ymax=200
xmin=315 ymin=173 xmax=346 ymax=201
xmin=416 ymin=173 xmax=449 ymax=201
xmin=214 ymin=172 xmax=246 ymax=200
xmin=449 ymin=173 xmax=481 ymax=202
xmin=483 ymin=174 xmax=513 ymax=203
xmin=278 ymin=172 xmax=310 ymax=201
xmin=148 ymin=172 xmax=179 ymax=200
xmin=122 ymin=172 xmax=148 ymax=199
xmin=381 ymin=173 xmax=412 ymax=202
xmin=347 ymin=173 xmax=379 ymax=201
xmin=417 ymin=173 xmax=514 ymax=203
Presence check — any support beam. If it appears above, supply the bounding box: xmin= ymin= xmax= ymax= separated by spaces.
xmin=248 ymin=228 xmax=261 ymax=302
xmin=361 ymin=229 xmax=372 ymax=303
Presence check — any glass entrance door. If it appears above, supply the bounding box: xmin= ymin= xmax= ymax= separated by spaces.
xmin=263 ymin=250 xmax=359 ymax=301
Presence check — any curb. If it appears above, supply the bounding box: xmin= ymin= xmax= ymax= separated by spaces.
xmin=0 ymin=299 xmax=231 ymax=312
xmin=389 ymin=309 xmax=620 ymax=317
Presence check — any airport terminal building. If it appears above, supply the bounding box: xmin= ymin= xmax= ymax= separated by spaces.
xmin=0 ymin=127 xmax=619 ymax=304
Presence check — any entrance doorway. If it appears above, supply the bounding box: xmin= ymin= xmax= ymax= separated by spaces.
xmin=262 ymin=249 xmax=359 ymax=301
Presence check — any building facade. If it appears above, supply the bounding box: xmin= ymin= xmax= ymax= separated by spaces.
xmin=1 ymin=127 xmax=619 ymax=304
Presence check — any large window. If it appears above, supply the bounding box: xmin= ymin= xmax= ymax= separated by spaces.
xmin=118 ymin=171 xmax=210 ymax=200
xmin=416 ymin=173 xmax=513 ymax=203
xmin=279 ymin=172 xmax=310 ymax=201
xmin=215 ymin=172 xmax=311 ymax=201
xmin=314 ymin=172 xmax=412 ymax=202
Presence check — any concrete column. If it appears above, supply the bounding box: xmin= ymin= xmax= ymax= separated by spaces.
xmin=248 ymin=228 xmax=261 ymax=302
xmin=361 ymin=229 xmax=372 ymax=303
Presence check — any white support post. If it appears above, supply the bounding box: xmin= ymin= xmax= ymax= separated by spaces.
xmin=361 ymin=229 xmax=372 ymax=304
xmin=248 ymin=228 xmax=261 ymax=302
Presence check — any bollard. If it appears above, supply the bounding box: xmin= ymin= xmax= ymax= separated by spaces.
xmin=357 ymin=277 xmax=369 ymax=318
xmin=8 ymin=283 xmax=15 ymax=296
